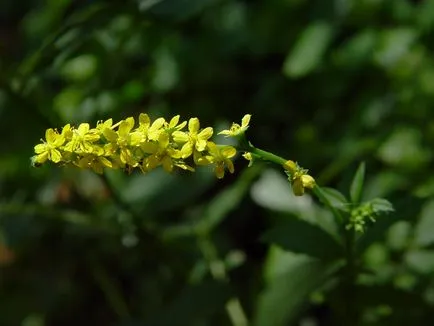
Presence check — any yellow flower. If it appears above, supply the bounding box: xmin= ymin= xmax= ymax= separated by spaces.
xmin=64 ymin=123 xmax=100 ymax=153
xmin=33 ymin=129 xmax=65 ymax=164
xmin=102 ymin=118 xmax=140 ymax=166
xmin=200 ymin=142 xmax=236 ymax=179
xmin=172 ymin=118 xmax=213 ymax=158
xmin=132 ymin=113 xmax=166 ymax=142
xmin=142 ymin=132 xmax=182 ymax=173
xmin=218 ymin=114 xmax=251 ymax=137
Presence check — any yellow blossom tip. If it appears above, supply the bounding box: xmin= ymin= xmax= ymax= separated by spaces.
xmin=218 ymin=113 xmax=252 ymax=137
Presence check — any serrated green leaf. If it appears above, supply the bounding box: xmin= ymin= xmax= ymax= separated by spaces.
xmin=262 ymin=218 xmax=343 ymax=261
xmin=283 ymin=22 xmax=334 ymax=78
xmin=350 ymin=162 xmax=366 ymax=204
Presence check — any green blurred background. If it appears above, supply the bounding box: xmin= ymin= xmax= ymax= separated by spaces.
xmin=1 ymin=0 xmax=434 ymax=325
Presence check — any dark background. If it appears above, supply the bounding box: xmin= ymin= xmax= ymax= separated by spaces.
xmin=1 ymin=0 xmax=434 ymax=325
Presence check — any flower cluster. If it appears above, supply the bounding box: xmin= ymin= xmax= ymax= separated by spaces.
xmin=32 ymin=114 xmax=250 ymax=179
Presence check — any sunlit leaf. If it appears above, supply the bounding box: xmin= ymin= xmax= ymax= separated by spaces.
xmin=283 ymin=22 xmax=334 ymax=78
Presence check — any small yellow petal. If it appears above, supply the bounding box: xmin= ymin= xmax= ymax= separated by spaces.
xmin=188 ymin=118 xmax=200 ymax=133
xmin=45 ymin=129 xmax=57 ymax=144
xmin=195 ymin=139 xmax=207 ymax=152
xmin=180 ymin=142 xmax=194 ymax=158
xmin=36 ymin=152 xmax=49 ymax=164
xmin=34 ymin=143 xmax=47 ymax=154
xmin=77 ymin=123 xmax=90 ymax=135
xmin=221 ymin=146 xmax=236 ymax=159
xmin=198 ymin=127 xmax=213 ymax=140
xmin=241 ymin=114 xmax=251 ymax=128
xmin=217 ymin=129 xmax=231 ymax=136
xmin=103 ymin=128 xmax=118 ymax=142
xmin=139 ymin=113 xmax=150 ymax=126
xmin=158 ymin=132 xmax=169 ymax=148
xmin=169 ymin=115 xmax=180 ymax=128
xmin=172 ymin=131 xmax=189 ymax=143
xmin=50 ymin=149 xmax=62 ymax=163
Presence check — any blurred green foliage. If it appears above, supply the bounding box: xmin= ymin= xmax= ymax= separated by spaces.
xmin=1 ymin=0 xmax=434 ymax=325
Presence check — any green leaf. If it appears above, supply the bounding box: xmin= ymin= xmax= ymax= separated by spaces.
xmin=350 ymin=162 xmax=366 ymax=204
xmin=283 ymin=22 xmax=334 ymax=78
xmin=319 ymin=187 xmax=349 ymax=212
xmin=414 ymin=199 xmax=434 ymax=247
xmin=373 ymin=28 xmax=418 ymax=68
xmin=254 ymin=246 xmax=338 ymax=326
xmin=262 ymin=218 xmax=343 ymax=261
xmin=251 ymin=169 xmax=316 ymax=215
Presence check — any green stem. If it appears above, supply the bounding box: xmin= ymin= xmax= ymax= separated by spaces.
xmin=237 ymin=141 xmax=287 ymax=166
xmin=90 ymin=259 xmax=131 ymax=319
xmin=198 ymin=235 xmax=249 ymax=326
xmin=312 ymin=185 xmax=344 ymax=224
xmin=342 ymin=227 xmax=358 ymax=326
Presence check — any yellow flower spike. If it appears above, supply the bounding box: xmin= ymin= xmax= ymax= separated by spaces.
xmin=34 ymin=128 xmax=65 ymax=164
xmin=218 ymin=114 xmax=251 ymax=137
